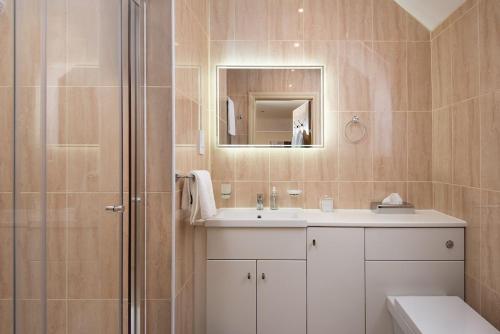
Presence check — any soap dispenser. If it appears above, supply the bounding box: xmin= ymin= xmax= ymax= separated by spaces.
xmin=270 ymin=186 xmax=279 ymax=210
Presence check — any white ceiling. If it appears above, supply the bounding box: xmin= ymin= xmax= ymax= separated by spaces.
xmin=394 ymin=0 xmax=465 ymax=31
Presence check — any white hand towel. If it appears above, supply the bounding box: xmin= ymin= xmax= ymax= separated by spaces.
xmin=382 ymin=193 xmax=404 ymax=205
xmin=181 ymin=170 xmax=217 ymax=224
xmin=227 ymin=97 xmax=236 ymax=136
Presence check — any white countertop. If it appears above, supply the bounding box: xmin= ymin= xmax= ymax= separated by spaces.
xmin=204 ymin=208 xmax=466 ymax=228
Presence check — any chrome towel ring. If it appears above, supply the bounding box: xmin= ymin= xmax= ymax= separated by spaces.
xmin=344 ymin=115 xmax=367 ymax=144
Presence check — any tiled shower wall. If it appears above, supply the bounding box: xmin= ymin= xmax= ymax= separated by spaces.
xmin=430 ymin=0 xmax=500 ymax=329
xmin=210 ymin=0 xmax=433 ymax=210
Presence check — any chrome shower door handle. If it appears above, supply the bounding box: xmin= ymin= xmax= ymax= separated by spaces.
xmin=105 ymin=205 xmax=125 ymax=213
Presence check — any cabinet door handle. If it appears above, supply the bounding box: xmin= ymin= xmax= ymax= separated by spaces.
xmin=312 ymin=239 xmax=316 ymax=246
xmin=261 ymin=273 xmax=266 ymax=280
xmin=445 ymin=240 xmax=454 ymax=249
xmin=247 ymin=273 xmax=251 ymax=280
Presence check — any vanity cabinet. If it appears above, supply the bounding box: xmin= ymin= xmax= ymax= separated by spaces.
xmin=206 ymin=228 xmax=307 ymax=334
xmin=307 ymin=228 xmax=365 ymax=334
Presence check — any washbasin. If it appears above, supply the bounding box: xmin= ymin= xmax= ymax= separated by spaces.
xmin=204 ymin=208 xmax=306 ymax=227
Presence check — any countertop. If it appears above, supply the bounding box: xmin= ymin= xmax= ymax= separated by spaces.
xmin=204 ymin=209 xmax=467 ymax=228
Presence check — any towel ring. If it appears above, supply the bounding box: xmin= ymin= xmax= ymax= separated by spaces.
xmin=344 ymin=115 xmax=367 ymax=144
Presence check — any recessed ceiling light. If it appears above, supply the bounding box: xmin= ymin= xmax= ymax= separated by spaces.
xmin=293 ymin=42 xmax=300 ymax=48
xmin=298 ymin=8 xmax=304 ymax=13
xmin=288 ymin=84 xmax=293 ymax=88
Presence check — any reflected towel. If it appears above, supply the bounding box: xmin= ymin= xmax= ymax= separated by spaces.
xmin=227 ymin=97 xmax=236 ymax=136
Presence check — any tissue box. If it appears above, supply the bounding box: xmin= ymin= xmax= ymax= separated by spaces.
xmin=370 ymin=202 xmax=415 ymax=214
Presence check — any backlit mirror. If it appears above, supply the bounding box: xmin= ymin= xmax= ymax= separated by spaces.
xmin=217 ymin=66 xmax=324 ymax=147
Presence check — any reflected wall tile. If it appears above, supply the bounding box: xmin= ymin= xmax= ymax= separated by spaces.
xmin=304 ymin=182 xmax=338 ymax=209
xmin=0 ymin=0 xmax=13 ymax=86
xmin=147 ymin=0 xmax=172 ymax=86
xmin=146 ymin=300 xmax=171 ymax=334
xmin=373 ymin=182 xmax=407 ymax=202
xmin=372 ymin=42 xmax=407 ymax=111
xmin=339 ymin=41 xmax=373 ymax=111
xmin=147 ymin=87 xmax=173 ymax=192
xmin=433 ymin=182 xmax=453 ymax=215
xmin=47 ymin=300 xmax=66 ymax=334
xmin=373 ymin=0 xmax=407 ymax=41
xmin=373 ymin=112 xmax=407 ymax=181
xmin=270 ymin=182 xmax=304 ymax=208
xmin=431 ymin=29 xmax=452 ymax=109
xmin=235 ymin=182 xmax=269 ymax=207
xmin=0 ymin=300 xmax=13 ymax=334
xmin=146 ymin=192 xmax=172 ymax=300
xmin=270 ymin=150 xmax=304 ymax=182
xmin=16 ymin=300 xmax=42 ymax=334
xmin=408 ymin=112 xmax=432 ymax=181
xmin=481 ymin=190 xmax=500 ymax=294
xmin=235 ymin=0 xmax=268 ymax=40
xmin=452 ymin=99 xmax=480 ymax=187
xmin=338 ymin=182 xmax=372 ymax=209
xmin=303 ymin=0 xmax=338 ymax=40
xmin=339 ymin=112 xmax=373 ymax=181
xmin=451 ymin=7 xmax=479 ymax=103
xmin=407 ymin=14 xmax=429 ymax=41
xmin=407 ymin=42 xmax=431 ymax=111
xmin=68 ymin=300 xmax=119 ymax=334
xmin=407 ymin=182 xmax=433 ymax=209
xmin=267 ymin=0 xmax=303 ymax=41
xmin=234 ymin=149 xmax=269 ymax=181
xmin=338 ymin=0 xmax=372 ymax=40
xmin=479 ymin=0 xmax=500 ymax=94
xmin=431 ymin=0 xmax=478 ymax=39
xmin=0 ymin=87 xmax=13 ymax=192
xmin=452 ymin=186 xmax=481 ymax=278
xmin=432 ymin=108 xmax=452 ymax=183
xmin=480 ymin=91 xmax=500 ymax=191
xmin=47 ymin=0 xmax=67 ymax=86
xmin=0 ymin=194 xmax=13 ymax=299
xmin=16 ymin=0 xmax=41 ymax=86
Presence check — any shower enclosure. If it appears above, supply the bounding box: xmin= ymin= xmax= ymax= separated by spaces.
xmin=0 ymin=0 xmax=151 ymax=332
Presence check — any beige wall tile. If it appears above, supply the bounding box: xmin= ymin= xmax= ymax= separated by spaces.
xmin=407 ymin=182 xmax=433 ymax=209
xmin=147 ymin=300 xmax=171 ymax=334
xmin=235 ymin=0 xmax=268 ymax=40
xmin=304 ymin=0 xmax=338 ymax=40
xmin=451 ymin=7 xmax=479 ymax=103
xmin=373 ymin=112 xmax=407 ymax=181
xmin=234 ymin=149 xmax=269 ymax=181
xmin=270 ymin=150 xmax=304 ymax=181
xmin=211 ymin=0 xmax=235 ymax=41
xmin=481 ymin=286 xmax=500 ymax=329
xmin=480 ymin=91 xmax=500 ymax=191
xmin=303 ymin=182 xmax=339 ymax=209
xmin=431 ymin=29 xmax=453 ymax=109
xmin=407 ymin=14 xmax=430 ymax=41
xmin=0 ymin=300 xmax=13 ymax=334
xmin=338 ymin=182 xmax=372 ymax=208
xmin=408 ymin=112 xmax=432 ymax=181
xmin=373 ymin=0 xmax=407 ymax=41
xmin=0 ymin=0 xmax=13 ymax=86
xmin=431 ymin=0 xmax=478 ymax=39
xmin=68 ymin=300 xmax=119 ymax=334
xmin=0 ymin=194 xmax=13 ymax=299
xmin=339 ymin=112 xmax=373 ymax=180
xmin=339 ymin=41 xmax=374 ymax=111
xmin=373 ymin=182 xmax=407 ymax=202
xmin=147 ymin=0 xmax=172 ymax=86
xmin=465 ymin=275 xmax=481 ymax=313
xmin=235 ymin=181 xmax=269 ymax=207
xmin=211 ymin=149 xmax=235 ymax=181
xmin=407 ymin=42 xmax=431 ymax=111
xmin=268 ymin=41 xmax=304 ymax=65
xmin=452 ymin=99 xmax=480 ymax=187
xmin=433 ymin=182 xmax=453 ymax=215
xmin=479 ymin=0 xmax=500 ymax=94
xmin=0 ymin=87 xmax=13 ymax=192
xmin=372 ymin=42 xmax=408 ymax=111
xmin=481 ymin=190 xmax=500 ymax=294
xmin=432 ymin=108 xmax=452 ymax=183
xmin=268 ymin=0 xmax=303 ymax=40
xmin=338 ymin=0 xmax=372 ymax=40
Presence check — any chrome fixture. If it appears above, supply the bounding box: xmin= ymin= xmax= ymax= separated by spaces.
xmin=105 ymin=205 xmax=125 ymax=213
xmin=344 ymin=115 xmax=367 ymax=144
xmin=257 ymin=193 xmax=264 ymax=210
xmin=175 ymin=172 xmax=195 ymax=181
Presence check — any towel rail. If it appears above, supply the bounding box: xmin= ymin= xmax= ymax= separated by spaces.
xmin=175 ymin=173 xmax=194 ymax=181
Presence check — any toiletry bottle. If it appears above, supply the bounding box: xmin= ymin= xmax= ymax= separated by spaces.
xmin=270 ymin=186 xmax=279 ymax=210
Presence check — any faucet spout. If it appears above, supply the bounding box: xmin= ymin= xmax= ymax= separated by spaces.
xmin=256 ymin=193 xmax=264 ymax=210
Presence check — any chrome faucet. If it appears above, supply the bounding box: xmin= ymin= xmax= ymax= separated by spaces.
xmin=256 ymin=193 xmax=264 ymax=210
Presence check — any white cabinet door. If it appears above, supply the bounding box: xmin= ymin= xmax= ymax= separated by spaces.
xmin=307 ymin=228 xmax=365 ymax=334
xmin=207 ymin=260 xmax=256 ymax=334
xmin=365 ymin=261 xmax=464 ymax=334
xmin=257 ymin=260 xmax=306 ymax=334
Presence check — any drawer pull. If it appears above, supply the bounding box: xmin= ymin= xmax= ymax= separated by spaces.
xmin=261 ymin=273 xmax=266 ymax=280
xmin=445 ymin=240 xmax=454 ymax=249
xmin=312 ymin=239 xmax=316 ymax=246
xmin=247 ymin=273 xmax=251 ymax=279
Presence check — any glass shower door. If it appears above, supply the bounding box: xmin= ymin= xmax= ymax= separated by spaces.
xmin=12 ymin=0 xmax=127 ymax=333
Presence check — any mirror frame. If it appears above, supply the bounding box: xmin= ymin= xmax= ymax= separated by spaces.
xmin=216 ymin=65 xmax=325 ymax=148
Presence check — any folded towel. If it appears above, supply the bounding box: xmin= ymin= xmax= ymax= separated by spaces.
xmin=181 ymin=170 xmax=217 ymax=224
xmin=382 ymin=193 xmax=404 ymax=205
xmin=227 ymin=97 xmax=236 ymax=136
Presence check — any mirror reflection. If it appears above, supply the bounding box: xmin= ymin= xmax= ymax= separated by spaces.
xmin=217 ymin=66 xmax=323 ymax=147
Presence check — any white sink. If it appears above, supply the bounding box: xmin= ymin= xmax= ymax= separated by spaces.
xmin=205 ymin=208 xmax=307 ymax=227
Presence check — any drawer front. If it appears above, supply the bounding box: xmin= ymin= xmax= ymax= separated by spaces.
xmin=365 ymin=228 xmax=464 ymax=260
xmin=207 ymin=228 xmax=306 ymax=260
